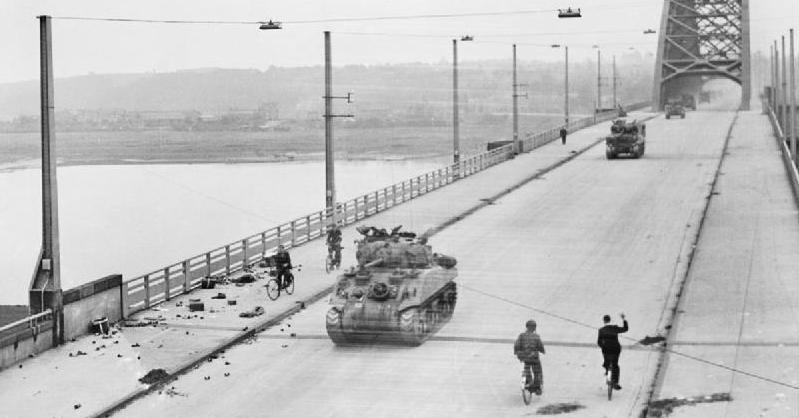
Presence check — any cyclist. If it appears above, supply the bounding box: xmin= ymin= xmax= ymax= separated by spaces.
xmin=326 ymin=225 xmax=342 ymax=268
xmin=273 ymin=245 xmax=293 ymax=289
xmin=597 ymin=313 xmax=628 ymax=390
xmin=514 ymin=319 xmax=546 ymax=395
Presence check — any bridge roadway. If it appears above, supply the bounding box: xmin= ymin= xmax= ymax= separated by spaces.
xmin=4 ymin=110 xmax=798 ymax=417
xmin=108 ymin=109 xmax=745 ymax=417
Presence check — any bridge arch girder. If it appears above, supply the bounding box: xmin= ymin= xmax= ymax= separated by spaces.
xmin=652 ymin=0 xmax=750 ymax=110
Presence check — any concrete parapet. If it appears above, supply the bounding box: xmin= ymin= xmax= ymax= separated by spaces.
xmin=62 ymin=275 xmax=122 ymax=341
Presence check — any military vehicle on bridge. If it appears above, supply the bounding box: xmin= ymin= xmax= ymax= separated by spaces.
xmin=665 ymin=100 xmax=686 ymax=119
xmin=605 ymin=119 xmax=646 ymax=159
xmin=325 ymin=226 xmax=458 ymax=346
xmin=681 ymin=94 xmax=697 ymax=110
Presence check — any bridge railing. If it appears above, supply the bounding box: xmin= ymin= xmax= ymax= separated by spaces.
xmin=766 ymin=102 xmax=799 ymax=201
xmin=120 ymin=101 xmax=650 ymax=317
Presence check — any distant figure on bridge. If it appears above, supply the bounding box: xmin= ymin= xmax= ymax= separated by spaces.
xmin=514 ymin=319 xmax=546 ymax=395
xmin=559 ymin=127 xmax=568 ymax=145
xmin=326 ymin=225 xmax=342 ymax=268
xmin=273 ymin=245 xmax=293 ymax=289
xmin=597 ymin=313 xmax=628 ymax=390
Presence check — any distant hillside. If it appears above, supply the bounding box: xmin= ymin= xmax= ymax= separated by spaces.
xmin=0 ymin=55 xmax=653 ymax=121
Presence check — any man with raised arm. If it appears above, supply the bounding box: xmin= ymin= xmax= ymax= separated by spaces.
xmin=597 ymin=313 xmax=628 ymax=390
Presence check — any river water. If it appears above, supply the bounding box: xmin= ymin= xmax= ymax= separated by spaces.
xmin=0 ymin=159 xmax=446 ymax=304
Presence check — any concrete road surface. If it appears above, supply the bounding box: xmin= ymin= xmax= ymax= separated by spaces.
xmin=654 ymin=112 xmax=799 ymax=418
xmin=116 ymin=112 xmax=739 ymax=418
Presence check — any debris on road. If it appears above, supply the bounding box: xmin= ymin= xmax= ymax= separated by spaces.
xmin=231 ymin=273 xmax=256 ymax=284
xmin=123 ymin=317 xmax=164 ymax=327
xmin=239 ymin=306 xmax=265 ymax=318
xmin=638 ymin=335 xmax=666 ymax=345
xmin=189 ymin=299 xmax=205 ymax=312
xmin=536 ymin=402 xmax=585 ymax=415
xmin=139 ymin=368 xmax=170 ymax=385
xmin=646 ymin=392 xmax=731 ymax=417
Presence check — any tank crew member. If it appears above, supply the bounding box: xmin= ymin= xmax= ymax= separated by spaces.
xmin=514 ymin=320 xmax=546 ymax=395
xmin=597 ymin=313 xmax=628 ymax=390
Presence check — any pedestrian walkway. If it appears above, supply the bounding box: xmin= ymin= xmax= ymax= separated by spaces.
xmin=651 ymin=111 xmax=799 ymax=417
xmin=0 ymin=112 xmax=654 ymax=418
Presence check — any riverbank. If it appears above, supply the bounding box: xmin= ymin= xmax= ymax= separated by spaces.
xmin=0 ymin=116 xmax=562 ymax=170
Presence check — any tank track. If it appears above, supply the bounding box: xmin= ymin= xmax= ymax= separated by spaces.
xmin=399 ymin=282 xmax=457 ymax=346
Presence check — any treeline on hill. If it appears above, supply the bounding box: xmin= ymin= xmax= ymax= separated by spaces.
xmin=0 ymin=52 xmax=652 ymax=132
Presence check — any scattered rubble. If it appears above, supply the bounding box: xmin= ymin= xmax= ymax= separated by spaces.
xmin=139 ymin=368 xmax=170 ymax=385
xmin=239 ymin=306 xmax=265 ymax=318
xmin=639 ymin=335 xmax=666 ymax=345
xmin=646 ymin=392 xmax=731 ymax=417
xmin=536 ymin=402 xmax=585 ymax=415
xmin=163 ymin=387 xmax=187 ymax=397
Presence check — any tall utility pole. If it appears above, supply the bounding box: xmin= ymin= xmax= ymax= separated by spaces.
xmin=324 ymin=31 xmax=335 ymax=211
xmin=452 ymin=39 xmax=460 ymax=166
xmin=768 ymin=45 xmax=776 ymax=109
xmin=612 ymin=55 xmax=618 ymax=108
xmin=790 ymin=29 xmax=797 ymax=163
xmin=775 ymin=40 xmax=781 ymax=119
xmin=512 ymin=44 xmax=519 ymax=153
xmin=564 ymin=46 xmax=569 ymax=125
xmin=597 ymin=48 xmax=602 ymax=111
xmin=30 ymin=15 xmax=63 ymax=346
xmin=783 ymin=36 xmax=788 ymax=131
xmin=322 ymin=31 xmax=353 ymax=219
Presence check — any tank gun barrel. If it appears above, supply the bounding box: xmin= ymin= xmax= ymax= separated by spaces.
xmin=362 ymin=258 xmax=384 ymax=268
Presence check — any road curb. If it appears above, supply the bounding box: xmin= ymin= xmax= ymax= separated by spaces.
xmin=636 ymin=112 xmax=740 ymax=417
xmin=90 ymin=113 xmax=655 ymax=417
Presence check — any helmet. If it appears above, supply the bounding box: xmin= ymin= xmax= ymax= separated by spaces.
xmin=525 ymin=320 xmax=537 ymax=330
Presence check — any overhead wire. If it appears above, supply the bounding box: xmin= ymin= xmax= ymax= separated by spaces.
xmin=459 ymin=283 xmax=799 ymax=391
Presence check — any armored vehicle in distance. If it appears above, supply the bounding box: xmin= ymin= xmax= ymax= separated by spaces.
xmin=605 ymin=119 xmax=646 ymax=159
xmin=325 ymin=226 xmax=458 ymax=346
xmin=665 ymin=101 xmax=686 ymax=119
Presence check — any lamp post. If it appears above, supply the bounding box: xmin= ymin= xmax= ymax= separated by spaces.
xmin=452 ymin=36 xmax=473 ymax=170
xmin=513 ymin=44 xmax=519 ymax=153
xmin=551 ymin=44 xmax=569 ymax=126
xmin=790 ymin=28 xmax=796 ymax=164
xmin=594 ymin=45 xmax=601 ymax=112
xmin=452 ymin=39 xmax=459 ymax=166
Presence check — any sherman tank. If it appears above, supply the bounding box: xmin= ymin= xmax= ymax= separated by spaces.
xmin=325 ymin=226 xmax=458 ymax=346
xmin=605 ymin=119 xmax=646 ymax=159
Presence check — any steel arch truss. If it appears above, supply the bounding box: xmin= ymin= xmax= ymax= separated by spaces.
xmin=653 ymin=0 xmax=750 ymax=109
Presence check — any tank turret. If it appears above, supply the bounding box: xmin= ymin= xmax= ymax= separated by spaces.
xmin=325 ymin=226 xmax=458 ymax=346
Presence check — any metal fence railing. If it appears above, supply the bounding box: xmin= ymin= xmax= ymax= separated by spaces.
xmin=0 ymin=309 xmax=53 ymax=338
xmin=121 ymin=101 xmax=651 ymax=317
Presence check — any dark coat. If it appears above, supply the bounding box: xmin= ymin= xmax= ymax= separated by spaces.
xmin=273 ymin=250 xmax=292 ymax=270
xmin=597 ymin=320 xmax=628 ymax=354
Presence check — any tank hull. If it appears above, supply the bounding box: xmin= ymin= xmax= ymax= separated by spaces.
xmin=326 ymin=277 xmax=457 ymax=346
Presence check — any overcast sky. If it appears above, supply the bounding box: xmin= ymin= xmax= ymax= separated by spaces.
xmin=1 ymin=0 xmax=794 ymax=84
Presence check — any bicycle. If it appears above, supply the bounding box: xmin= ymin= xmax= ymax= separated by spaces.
xmin=605 ymin=368 xmax=614 ymax=400
xmin=520 ymin=363 xmax=542 ymax=405
xmin=265 ymin=266 xmax=298 ymax=301
xmin=325 ymin=245 xmax=342 ymax=273
xmin=521 ymin=368 xmax=533 ymax=405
